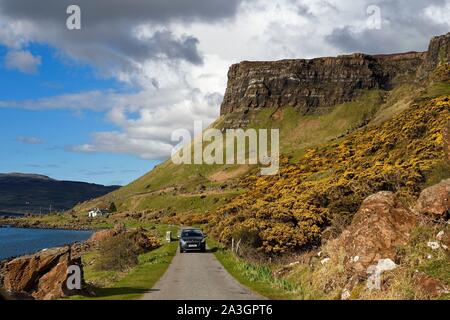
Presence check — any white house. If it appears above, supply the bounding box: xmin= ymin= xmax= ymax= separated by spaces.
xmin=88 ymin=208 xmax=109 ymax=218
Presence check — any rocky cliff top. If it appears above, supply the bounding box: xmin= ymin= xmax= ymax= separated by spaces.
xmin=220 ymin=33 xmax=450 ymax=116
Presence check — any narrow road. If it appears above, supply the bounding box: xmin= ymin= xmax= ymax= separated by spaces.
xmin=142 ymin=249 xmax=263 ymax=300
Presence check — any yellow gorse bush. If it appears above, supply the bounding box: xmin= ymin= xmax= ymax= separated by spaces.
xmin=211 ymin=96 xmax=450 ymax=254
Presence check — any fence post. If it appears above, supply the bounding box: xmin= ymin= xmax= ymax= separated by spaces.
xmin=236 ymin=239 xmax=241 ymax=255
xmin=166 ymin=231 xmax=172 ymax=243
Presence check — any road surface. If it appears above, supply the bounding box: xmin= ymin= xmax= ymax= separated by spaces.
xmin=142 ymin=249 xmax=263 ymax=300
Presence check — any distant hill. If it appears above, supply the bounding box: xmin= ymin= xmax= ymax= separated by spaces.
xmin=0 ymin=173 xmax=120 ymax=215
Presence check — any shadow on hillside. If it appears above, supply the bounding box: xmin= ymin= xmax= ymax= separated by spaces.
xmin=92 ymin=287 xmax=159 ymax=298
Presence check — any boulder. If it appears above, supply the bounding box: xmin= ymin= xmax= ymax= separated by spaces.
xmin=2 ymin=246 xmax=85 ymax=300
xmin=3 ymin=247 xmax=67 ymax=292
xmin=337 ymin=191 xmax=417 ymax=273
xmin=415 ymin=179 xmax=450 ymax=218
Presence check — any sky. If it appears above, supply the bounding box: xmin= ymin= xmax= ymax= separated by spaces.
xmin=0 ymin=0 xmax=449 ymax=186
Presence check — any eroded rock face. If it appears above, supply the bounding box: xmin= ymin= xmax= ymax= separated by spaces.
xmin=220 ymin=52 xmax=426 ymax=117
xmin=415 ymin=179 xmax=450 ymax=219
xmin=2 ymin=246 xmax=84 ymax=300
xmin=423 ymin=33 xmax=450 ymax=73
xmin=88 ymin=222 xmax=125 ymax=243
xmin=337 ymin=191 xmax=417 ymax=274
xmin=221 ymin=54 xmax=391 ymax=116
xmin=220 ymin=33 xmax=450 ymax=118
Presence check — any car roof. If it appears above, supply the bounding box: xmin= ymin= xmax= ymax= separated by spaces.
xmin=181 ymin=228 xmax=202 ymax=232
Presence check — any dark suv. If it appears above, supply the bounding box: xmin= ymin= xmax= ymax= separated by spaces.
xmin=179 ymin=228 xmax=206 ymax=253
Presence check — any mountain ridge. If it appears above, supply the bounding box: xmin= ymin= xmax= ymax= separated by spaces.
xmin=220 ymin=33 xmax=450 ymax=119
xmin=0 ymin=173 xmax=120 ymax=215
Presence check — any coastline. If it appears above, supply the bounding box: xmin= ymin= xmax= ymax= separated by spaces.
xmin=0 ymin=218 xmax=98 ymax=231
xmin=0 ymin=227 xmax=95 ymax=263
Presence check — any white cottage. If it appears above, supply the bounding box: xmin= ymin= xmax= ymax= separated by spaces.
xmin=88 ymin=208 xmax=109 ymax=218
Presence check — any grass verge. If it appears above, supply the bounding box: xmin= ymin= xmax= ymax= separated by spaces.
xmin=69 ymin=226 xmax=178 ymax=300
xmin=207 ymin=238 xmax=297 ymax=300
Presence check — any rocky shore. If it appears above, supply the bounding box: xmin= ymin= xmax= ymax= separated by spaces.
xmin=0 ymin=216 xmax=99 ymax=231
xmin=0 ymin=224 xmax=157 ymax=300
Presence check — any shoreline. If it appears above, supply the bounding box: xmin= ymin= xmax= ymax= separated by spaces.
xmin=0 ymin=228 xmax=95 ymax=263
xmin=0 ymin=219 xmax=98 ymax=231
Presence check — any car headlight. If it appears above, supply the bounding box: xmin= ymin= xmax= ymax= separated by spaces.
xmin=180 ymin=239 xmax=186 ymax=245
xmin=201 ymin=238 xmax=206 ymax=243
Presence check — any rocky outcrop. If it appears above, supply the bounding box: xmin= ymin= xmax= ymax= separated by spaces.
xmin=415 ymin=179 xmax=450 ymax=219
xmin=220 ymin=33 xmax=450 ymax=117
xmin=422 ymin=33 xmax=450 ymax=73
xmin=220 ymin=54 xmax=394 ymax=116
xmin=88 ymin=223 xmax=126 ymax=243
xmin=1 ymin=246 xmax=85 ymax=300
xmin=337 ymin=191 xmax=417 ymax=274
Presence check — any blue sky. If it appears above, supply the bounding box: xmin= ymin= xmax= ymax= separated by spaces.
xmin=0 ymin=0 xmax=448 ymax=186
xmin=0 ymin=44 xmax=158 ymax=186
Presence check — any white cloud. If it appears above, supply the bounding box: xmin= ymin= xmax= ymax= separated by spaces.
xmin=5 ymin=50 xmax=41 ymax=74
xmin=16 ymin=135 xmax=43 ymax=145
xmin=0 ymin=90 xmax=116 ymax=110
xmin=1 ymin=0 xmax=449 ymax=160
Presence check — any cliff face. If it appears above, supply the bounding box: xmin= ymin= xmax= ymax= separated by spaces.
xmin=220 ymin=33 xmax=450 ymax=116
xmin=423 ymin=33 xmax=450 ymax=72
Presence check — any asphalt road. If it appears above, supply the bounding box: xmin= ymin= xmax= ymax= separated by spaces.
xmin=142 ymin=249 xmax=263 ymax=300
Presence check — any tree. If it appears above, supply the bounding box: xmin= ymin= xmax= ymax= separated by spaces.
xmin=109 ymin=202 xmax=117 ymax=213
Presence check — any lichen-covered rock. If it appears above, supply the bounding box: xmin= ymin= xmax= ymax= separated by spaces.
xmin=337 ymin=192 xmax=417 ymax=273
xmin=415 ymin=179 xmax=450 ymax=218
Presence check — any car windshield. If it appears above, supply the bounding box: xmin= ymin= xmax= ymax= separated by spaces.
xmin=181 ymin=230 xmax=203 ymax=237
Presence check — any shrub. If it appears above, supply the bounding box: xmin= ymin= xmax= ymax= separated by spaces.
xmin=94 ymin=230 xmax=161 ymax=272
xmin=211 ymin=95 xmax=450 ymax=254
xmin=95 ymin=233 xmax=140 ymax=271
xmin=109 ymin=202 xmax=117 ymax=213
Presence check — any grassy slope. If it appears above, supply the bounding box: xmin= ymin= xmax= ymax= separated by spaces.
xmin=72 ymin=88 xmax=411 ymax=219
xmin=210 ymin=81 xmax=450 ymax=254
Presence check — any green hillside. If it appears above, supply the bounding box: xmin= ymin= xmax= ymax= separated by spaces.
xmin=71 ymin=77 xmax=439 ymax=220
